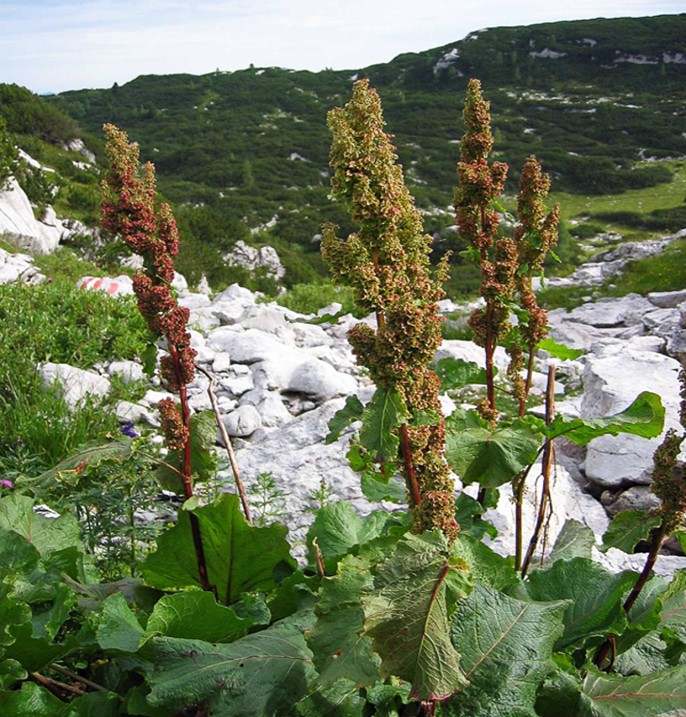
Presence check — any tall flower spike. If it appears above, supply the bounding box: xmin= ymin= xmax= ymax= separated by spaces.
xmin=454 ymin=79 xmax=511 ymax=421
xmin=323 ymin=80 xmax=458 ymax=541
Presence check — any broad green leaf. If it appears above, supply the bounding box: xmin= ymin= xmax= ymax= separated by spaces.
xmin=308 ymin=555 xmax=381 ymax=686
xmin=615 ymin=576 xmax=669 ymax=656
xmin=527 ymin=558 xmax=637 ymax=651
xmin=363 ymin=532 xmax=473 ymax=701
xmin=142 ymin=493 xmax=296 ymax=604
xmin=0 ymin=529 xmax=40 ymax=573
xmin=445 ymin=420 xmax=541 ymax=487
xmin=0 ymin=657 xmax=27 ymax=690
xmin=454 ymin=493 xmax=497 ymax=540
xmin=96 ymin=592 xmax=144 ymax=653
xmin=537 ymin=337 xmax=585 ymax=360
xmin=359 ymin=388 xmax=408 ymax=460
xmin=360 ymin=472 xmax=407 ymax=503
xmin=614 ymin=631 xmax=673 ymax=676
xmin=326 ymin=395 xmax=364 ymax=444
xmin=548 ymin=520 xmax=596 ymax=563
xmin=0 ymin=592 xmax=31 ymax=648
xmin=660 ymin=570 xmax=686 ymax=644
xmin=145 ymin=612 xmax=316 ymax=716
xmin=582 ymin=665 xmax=686 ymax=715
xmin=146 ymin=591 xmax=251 ymax=643
xmin=450 ymin=534 xmax=518 ymax=592
xmin=0 ymin=494 xmax=82 ymax=558
xmin=307 ymin=502 xmax=391 ymax=563
xmin=448 ymin=583 xmax=568 ymax=717
xmin=0 ymin=682 xmax=72 ymax=716
xmin=267 ymin=570 xmax=319 ymax=622
xmin=68 ymin=691 xmax=121 ymax=717
xmin=602 ymin=510 xmax=662 ymax=554
xmin=24 ymin=440 xmax=132 ymax=491
xmin=296 ymin=679 xmax=366 ymax=716
xmin=155 ymin=411 xmax=217 ymax=492
xmin=4 ymin=621 xmax=76 ymax=672
xmin=33 ymin=583 xmax=76 ymax=640
xmin=546 ymin=392 xmax=665 ymax=446
xmin=434 ymin=357 xmax=491 ymax=389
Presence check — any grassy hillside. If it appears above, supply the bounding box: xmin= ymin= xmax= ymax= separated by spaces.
xmin=5 ymin=14 xmax=685 ymax=291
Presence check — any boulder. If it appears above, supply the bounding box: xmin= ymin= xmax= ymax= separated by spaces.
xmin=39 ymin=363 xmax=110 ymax=409
xmin=581 ymin=349 xmax=682 ymax=488
xmin=0 ymin=177 xmax=65 ymax=254
xmin=223 ymin=404 xmax=263 ymax=437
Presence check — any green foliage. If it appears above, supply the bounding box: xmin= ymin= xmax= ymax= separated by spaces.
xmin=38 ymin=15 xmax=686 ymax=290
xmin=0 ymin=117 xmax=17 ymax=189
xmin=142 ymin=493 xmax=297 ymax=603
xmin=0 ymin=278 xmax=147 ymax=476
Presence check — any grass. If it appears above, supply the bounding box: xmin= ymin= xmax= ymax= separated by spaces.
xmin=539 ymin=236 xmax=686 ymax=310
xmin=0 ymin=277 xmax=149 ymax=476
xmin=551 ymin=159 xmax=686 ymax=240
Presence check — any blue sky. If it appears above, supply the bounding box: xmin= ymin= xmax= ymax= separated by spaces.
xmin=1 ymin=0 xmax=683 ymax=94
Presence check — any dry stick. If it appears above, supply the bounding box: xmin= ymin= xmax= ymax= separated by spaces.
xmin=195 ymin=364 xmax=253 ymax=525
xmin=31 ymin=671 xmax=84 ymax=698
xmin=168 ymin=344 xmax=214 ymax=595
xmin=521 ymin=364 xmax=557 ymax=578
xmin=48 ymin=663 xmax=110 ymax=694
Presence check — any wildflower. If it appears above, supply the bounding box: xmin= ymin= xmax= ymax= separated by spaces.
xmin=0 ymin=479 xmax=13 ymax=489
xmin=120 ymin=421 xmax=139 ymax=439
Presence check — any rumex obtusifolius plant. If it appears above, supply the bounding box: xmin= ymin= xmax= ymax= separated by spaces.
xmin=101 ymin=123 xmax=213 ymax=592
xmin=323 ymin=79 xmax=458 ymax=541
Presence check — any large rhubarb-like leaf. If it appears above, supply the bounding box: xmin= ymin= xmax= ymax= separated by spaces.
xmin=445 ymin=420 xmax=541 ymax=487
xmin=527 ymin=558 xmax=637 ymax=651
xmin=145 ymin=612 xmax=316 ymax=717
xmin=582 ymin=665 xmax=686 ymax=716
xmin=307 ymin=555 xmax=380 ymax=686
xmin=545 ymin=391 xmax=664 ymax=445
xmin=362 ymin=532 xmax=473 ymax=702
xmin=448 ymin=583 xmax=568 ymax=716
xmin=142 ymin=493 xmax=296 ymax=604
xmin=602 ymin=510 xmax=662 ymax=554
xmin=306 ymin=502 xmax=392 ymax=563
xmin=359 ymin=387 xmax=408 ymax=460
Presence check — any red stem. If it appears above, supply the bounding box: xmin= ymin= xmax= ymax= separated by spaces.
xmin=168 ymin=343 xmax=214 ymax=594
xmin=400 ymin=423 xmax=422 ymax=507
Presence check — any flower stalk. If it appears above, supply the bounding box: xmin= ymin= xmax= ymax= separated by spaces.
xmin=101 ymin=124 xmax=213 ymax=593
xmin=323 ymin=80 xmax=458 ymax=541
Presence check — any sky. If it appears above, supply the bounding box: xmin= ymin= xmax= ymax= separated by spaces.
xmin=1 ymin=0 xmax=684 ymax=95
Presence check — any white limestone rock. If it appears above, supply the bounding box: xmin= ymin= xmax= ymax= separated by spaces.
xmin=581 ymin=349 xmax=683 ymax=488
xmin=223 ymin=404 xmax=263 ymax=437
xmin=108 ymin=360 xmax=145 ymax=383
xmin=39 ymin=363 xmax=110 ymax=409
xmin=0 ymin=177 xmax=65 ymax=254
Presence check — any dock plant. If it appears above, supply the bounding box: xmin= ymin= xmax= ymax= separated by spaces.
xmin=0 ymin=83 xmax=684 ymax=717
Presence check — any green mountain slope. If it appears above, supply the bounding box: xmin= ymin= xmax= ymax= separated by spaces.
xmin=32 ymin=14 xmax=686 ymax=287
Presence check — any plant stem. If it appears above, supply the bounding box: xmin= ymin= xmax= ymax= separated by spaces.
xmin=594 ymin=519 xmax=668 ymax=670
xmin=521 ymin=365 xmax=556 ymax=578
xmin=169 ymin=344 xmax=214 ymax=595
xmin=195 ymin=364 xmax=252 ymax=524
xmin=48 ymin=663 xmax=110 ymax=693
xmin=400 ymin=423 xmax=422 ymax=507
